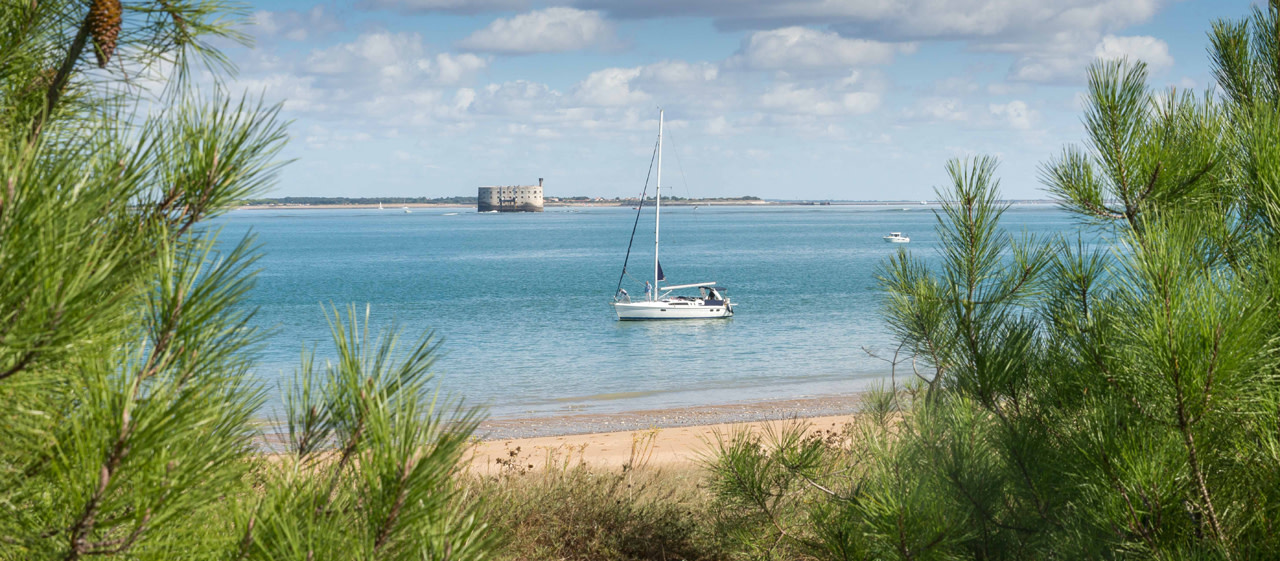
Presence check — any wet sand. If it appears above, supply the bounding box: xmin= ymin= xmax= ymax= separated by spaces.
xmin=465 ymin=393 xmax=866 ymax=472
xmin=476 ymin=393 xmax=866 ymax=440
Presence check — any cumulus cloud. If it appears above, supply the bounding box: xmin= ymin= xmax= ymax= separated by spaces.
xmin=250 ymin=6 xmax=343 ymax=42
xmin=637 ymin=60 xmax=719 ymax=84
xmin=304 ymin=31 xmax=488 ymax=86
xmin=726 ymin=27 xmax=906 ymax=71
xmin=989 ymin=100 xmax=1038 ymax=129
xmin=572 ymin=67 xmax=649 ymax=106
xmin=470 ymin=80 xmax=563 ymax=116
xmin=1093 ymin=35 xmax=1173 ymax=71
xmin=906 ymin=97 xmax=1039 ymax=131
xmin=1009 ymin=33 xmax=1173 ymax=83
xmin=758 ymin=84 xmax=880 ymax=116
xmin=577 ymin=0 xmax=1166 ymax=39
xmin=235 ymin=74 xmax=333 ymax=113
xmin=457 ymin=8 xmax=616 ymax=54
xmin=565 ymin=60 xmax=722 ymax=109
xmin=360 ymin=0 xmax=526 ymax=15
xmin=579 ymin=0 xmax=1170 ymax=85
xmin=914 ymin=97 xmax=969 ymax=122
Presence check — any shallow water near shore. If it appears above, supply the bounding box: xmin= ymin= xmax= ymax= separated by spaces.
xmin=213 ymin=204 xmax=1094 ymax=419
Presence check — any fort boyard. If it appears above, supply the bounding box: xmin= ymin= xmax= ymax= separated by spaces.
xmin=477 ymin=179 xmax=544 ymax=212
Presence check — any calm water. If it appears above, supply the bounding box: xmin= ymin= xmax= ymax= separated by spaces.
xmin=213 ymin=204 xmax=1088 ymax=418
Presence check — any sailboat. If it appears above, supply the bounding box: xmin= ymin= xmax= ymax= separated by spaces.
xmin=379 ymin=202 xmax=384 ymax=210
xmin=612 ymin=109 xmax=734 ymax=321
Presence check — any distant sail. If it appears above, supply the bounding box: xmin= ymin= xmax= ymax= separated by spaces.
xmin=657 ymin=261 xmax=666 ymax=282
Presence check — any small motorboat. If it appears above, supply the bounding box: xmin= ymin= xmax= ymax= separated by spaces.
xmin=402 ymin=206 xmax=412 ymax=214
xmin=883 ymin=232 xmax=910 ymax=243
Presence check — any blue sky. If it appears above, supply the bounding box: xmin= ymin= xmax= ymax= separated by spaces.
xmin=223 ymin=0 xmax=1255 ymax=200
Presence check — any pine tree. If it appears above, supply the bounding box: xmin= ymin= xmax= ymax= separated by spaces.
xmin=0 ymin=2 xmax=492 ymax=560
xmin=710 ymin=3 xmax=1280 ymax=559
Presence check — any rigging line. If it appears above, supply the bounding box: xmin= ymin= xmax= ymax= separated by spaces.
xmin=615 ymin=136 xmax=661 ymax=296
xmin=663 ymin=126 xmax=698 ymax=241
xmin=665 ymin=126 xmax=693 ymax=202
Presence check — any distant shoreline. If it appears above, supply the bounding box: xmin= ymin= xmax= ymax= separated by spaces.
xmin=237 ymin=200 xmax=1058 ymax=211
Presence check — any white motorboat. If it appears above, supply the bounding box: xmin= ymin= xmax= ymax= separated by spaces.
xmin=883 ymin=232 xmax=910 ymax=243
xmin=402 ymin=206 xmax=411 ymax=214
xmin=612 ymin=109 xmax=733 ymax=321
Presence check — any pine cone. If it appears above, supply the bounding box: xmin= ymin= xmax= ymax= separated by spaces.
xmin=87 ymin=0 xmax=122 ymax=68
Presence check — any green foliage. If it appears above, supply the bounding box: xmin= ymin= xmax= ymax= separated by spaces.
xmin=0 ymin=2 xmax=492 ymax=560
xmin=710 ymin=3 xmax=1280 ymax=559
xmin=244 ymin=306 xmax=493 ymax=561
xmin=467 ymin=445 xmax=719 ymax=561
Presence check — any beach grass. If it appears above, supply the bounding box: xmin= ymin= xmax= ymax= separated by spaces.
xmin=462 ymin=433 xmax=728 ymax=561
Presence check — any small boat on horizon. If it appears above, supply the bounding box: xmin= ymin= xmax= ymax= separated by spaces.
xmin=612 ymin=109 xmax=734 ymax=321
xmin=883 ymin=232 xmax=910 ymax=243
xmin=402 ymin=206 xmax=411 ymax=214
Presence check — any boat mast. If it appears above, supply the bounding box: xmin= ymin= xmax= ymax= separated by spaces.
xmin=654 ymin=109 xmax=663 ymax=302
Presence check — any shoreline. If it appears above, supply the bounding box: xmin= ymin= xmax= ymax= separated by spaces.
xmin=258 ymin=393 xmax=870 ymax=461
xmin=465 ymin=393 xmax=870 ymax=472
xmin=475 ymin=392 xmax=867 ymax=441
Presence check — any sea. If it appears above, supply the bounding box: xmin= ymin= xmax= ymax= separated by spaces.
xmin=212 ymin=204 xmax=1092 ymax=419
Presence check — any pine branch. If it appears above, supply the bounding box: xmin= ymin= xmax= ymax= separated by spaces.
xmin=32 ymin=6 xmax=92 ymax=141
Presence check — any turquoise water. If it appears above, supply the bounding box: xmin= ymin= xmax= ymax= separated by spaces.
xmin=213 ymin=204 xmax=1086 ymax=418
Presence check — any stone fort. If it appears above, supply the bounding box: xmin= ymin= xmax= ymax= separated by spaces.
xmin=477 ymin=179 xmax=544 ymax=212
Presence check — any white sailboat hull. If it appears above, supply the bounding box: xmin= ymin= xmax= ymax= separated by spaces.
xmin=613 ymin=300 xmax=733 ymax=320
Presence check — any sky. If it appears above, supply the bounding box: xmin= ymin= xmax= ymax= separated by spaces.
xmin=219 ymin=0 xmax=1257 ymax=200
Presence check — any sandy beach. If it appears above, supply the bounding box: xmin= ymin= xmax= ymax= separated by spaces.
xmin=464 ymin=393 xmax=866 ymax=473
xmin=467 ymin=413 xmax=857 ymax=474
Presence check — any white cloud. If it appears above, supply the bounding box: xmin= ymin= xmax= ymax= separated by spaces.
xmin=726 ymin=27 xmax=904 ymax=71
xmin=932 ymin=76 xmax=980 ymax=95
xmin=457 ymin=8 xmax=616 ymax=54
xmin=637 ymin=60 xmax=718 ymax=84
xmin=235 ymin=74 xmax=333 ymax=113
xmin=1093 ymin=35 xmax=1173 ymax=71
xmin=914 ymin=97 xmax=969 ymax=122
xmin=471 ymin=80 xmax=563 ymax=116
xmin=304 ymin=31 xmax=488 ymax=86
xmin=581 ymin=0 xmax=1166 ymax=40
xmin=1008 ymin=32 xmax=1172 ymax=84
xmin=758 ymin=84 xmax=880 ymax=116
xmin=705 ymin=115 xmax=736 ymax=135
xmin=360 ymin=0 xmax=526 ymax=14
xmin=989 ymin=100 xmax=1038 ymax=129
xmin=582 ymin=0 xmax=1171 ymax=85
xmin=432 ymin=53 xmax=490 ymax=85
xmin=572 ymin=67 xmax=649 ymax=106
xmin=250 ymin=7 xmax=343 ymax=42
